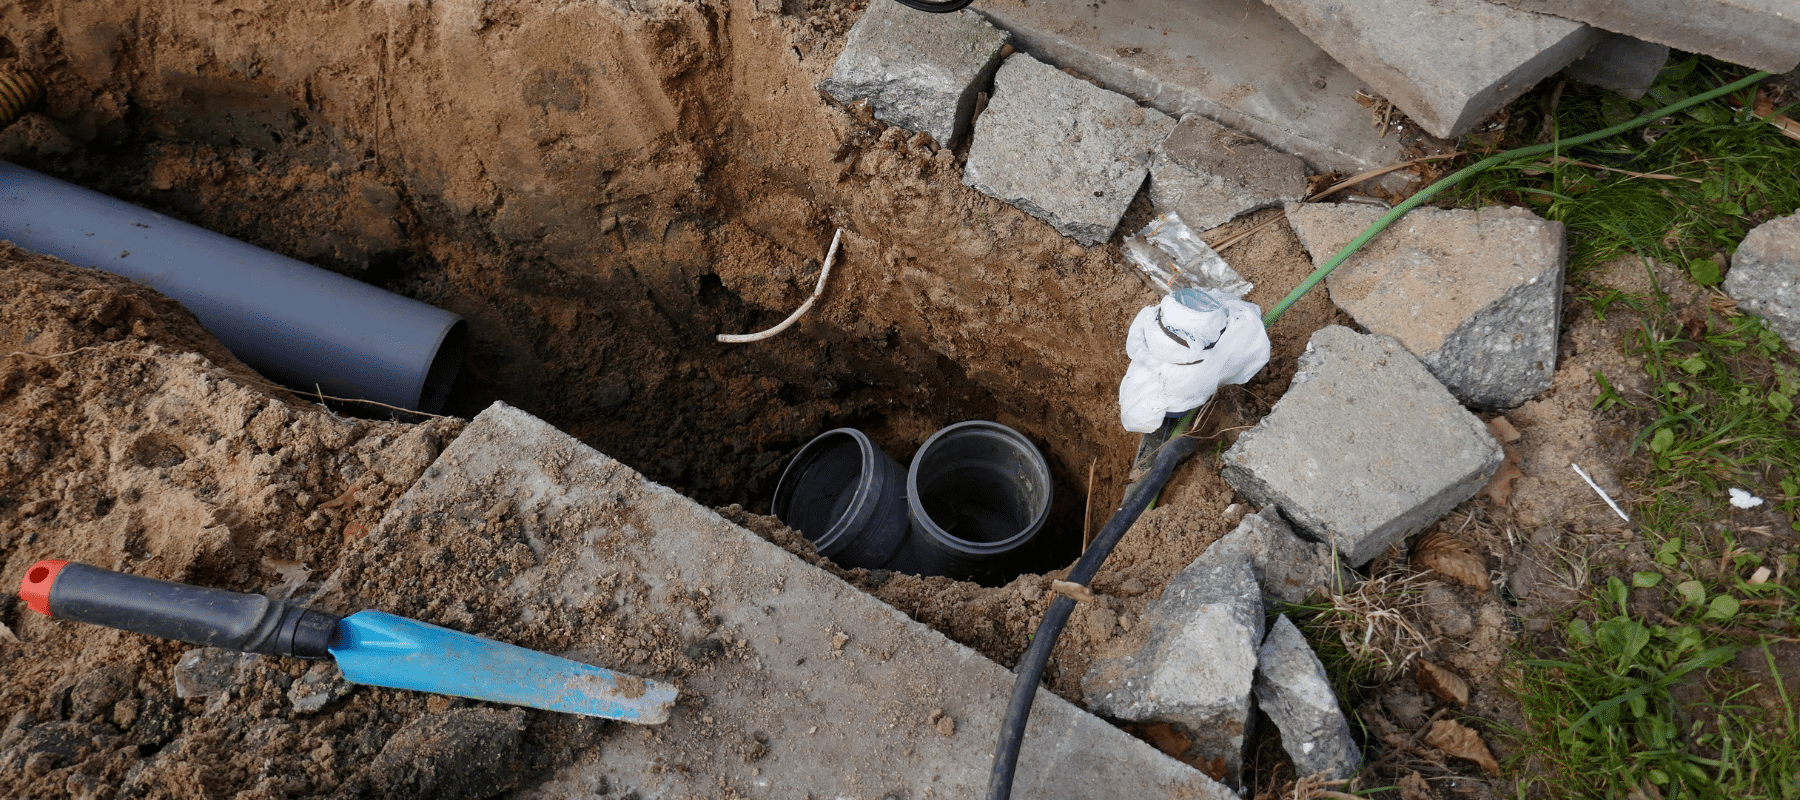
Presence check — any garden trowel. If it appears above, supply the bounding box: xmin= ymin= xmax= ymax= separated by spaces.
xmin=17 ymin=560 xmax=677 ymax=723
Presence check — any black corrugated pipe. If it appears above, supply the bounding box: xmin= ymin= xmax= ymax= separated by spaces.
xmin=0 ymin=160 xmax=467 ymax=414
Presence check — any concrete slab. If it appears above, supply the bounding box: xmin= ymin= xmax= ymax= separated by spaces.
xmin=970 ymin=0 xmax=1411 ymax=178
xmin=1254 ymin=615 xmax=1361 ymax=780
xmin=1287 ymin=203 xmax=1566 ymax=409
xmin=1561 ymin=33 xmax=1669 ymax=99
xmin=323 ymin=403 xmax=1229 ymax=799
xmin=1150 ymin=115 xmax=1310 ymax=232
xmin=1261 ymin=0 xmax=1604 ymax=138
xmin=1489 ymin=0 xmax=1800 ymax=73
xmin=1196 ymin=506 xmax=1352 ymax=605
xmin=1083 ymin=558 xmax=1263 ymax=790
xmin=1726 ymin=211 xmax=1800 ymax=354
xmin=963 ymin=53 xmax=1175 ymax=245
xmin=820 ymin=1 xmax=1011 ymax=148
xmin=1221 ymin=326 xmax=1504 ymax=567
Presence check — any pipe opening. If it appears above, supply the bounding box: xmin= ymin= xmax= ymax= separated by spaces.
xmin=419 ymin=319 xmax=468 ymax=416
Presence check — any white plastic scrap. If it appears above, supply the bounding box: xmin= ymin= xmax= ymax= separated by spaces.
xmin=1118 ymin=288 xmax=1271 ymax=433
xmin=1571 ymin=462 xmax=1630 ymax=522
xmin=1122 ymin=213 xmax=1253 ymax=297
xmin=1729 ymin=488 xmax=1765 ymax=509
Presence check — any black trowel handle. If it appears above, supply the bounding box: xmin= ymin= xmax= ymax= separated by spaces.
xmin=19 ymin=560 xmax=340 ymax=659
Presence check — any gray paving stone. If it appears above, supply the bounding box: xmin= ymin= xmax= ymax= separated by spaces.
xmin=1221 ymin=326 xmax=1504 ymax=567
xmin=1254 ymin=615 xmax=1362 ymax=780
xmin=1261 ymin=0 xmax=1603 ymax=138
xmin=964 ymin=54 xmax=1174 ymax=245
xmin=972 ymin=0 xmax=1410 ymax=179
xmin=1561 ymin=33 xmax=1669 ymax=100
xmin=1726 ymin=211 xmax=1800 ymax=354
xmin=1490 ymin=0 xmax=1800 ymax=73
xmin=1149 ymin=115 xmax=1309 ymax=232
xmin=1287 ymin=203 xmax=1566 ymax=410
xmin=820 ymin=1 xmax=1010 ymax=148
xmin=1083 ymin=558 xmax=1263 ymax=790
xmin=1197 ymin=506 xmax=1353 ymax=605
xmin=324 ymin=403 xmax=1230 ymax=800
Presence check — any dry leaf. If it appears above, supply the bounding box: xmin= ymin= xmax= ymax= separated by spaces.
xmin=1399 ymin=771 xmax=1432 ymax=800
xmin=1416 ymin=661 xmax=1470 ymax=706
xmin=1423 ymin=719 xmax=1499 ymax=775
xmin=1480 ymin=445 xmax=1524 ymax=507
xmin=1412 ymin=531 xmax=1491 ymax=590
xmin=1481 ymin=417 xmax=1525 ymax=506
xmin=1140 ymin=722 xmax=1190 ymax=759
xmin=1485 ymin=416 xmax=1522 ymax=443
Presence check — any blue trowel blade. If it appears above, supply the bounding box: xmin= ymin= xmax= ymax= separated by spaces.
xmin=330 ymin=610 xmax=678 ymax=723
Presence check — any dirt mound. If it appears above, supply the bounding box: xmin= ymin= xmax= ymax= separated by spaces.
xmin=0 ymin=244 xmax=463 ymax=798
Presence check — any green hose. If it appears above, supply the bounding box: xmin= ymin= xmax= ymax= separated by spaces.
xmin=1260 ymin=69 xmax=1774 ymax=328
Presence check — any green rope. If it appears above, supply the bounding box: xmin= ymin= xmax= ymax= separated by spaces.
xmin=1260 ymin=69 xmax=1773 ymax=328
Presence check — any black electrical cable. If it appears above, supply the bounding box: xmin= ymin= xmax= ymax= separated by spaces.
xmin=890 ymin=0 xmax=975 ymax=13
xmin=985 ymin=428 xmax=1201 ymax=800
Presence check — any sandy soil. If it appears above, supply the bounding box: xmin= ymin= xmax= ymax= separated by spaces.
xmin=1 ymin=0 xmax=1787 ymax=797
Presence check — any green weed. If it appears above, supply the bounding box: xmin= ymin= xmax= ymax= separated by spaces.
xmin=1513 ymin=577 xmax=1740 ymax=797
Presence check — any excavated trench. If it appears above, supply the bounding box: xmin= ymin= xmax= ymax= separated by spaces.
xmin=0 ymin=0 xmax=1274 ymax=581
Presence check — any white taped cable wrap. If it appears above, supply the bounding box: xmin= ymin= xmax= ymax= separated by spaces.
xmin=1118 ymin=289 xmax=1271 ymax=433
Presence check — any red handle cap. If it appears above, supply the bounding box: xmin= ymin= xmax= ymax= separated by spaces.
xmin=19 ymin=560 xmax=68 ymax=616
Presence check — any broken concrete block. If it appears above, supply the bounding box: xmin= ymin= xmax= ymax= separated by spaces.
xmin=1286 ymin=203 xmax=1566 ymax=409
xmin=821 ymin=1 xmax=1011 ymax=148
xmin=1083 ymin=558 xmax=1263 ymax=789
xmin=1149 ymin=115 xmax=1309 ymax=231
xmin=1490 ymin=0 xmax=1800 ymax=74
xmin=1561 ymin=33 xmax=1669 ymax=100
xmin=971 ymin=0 xmax=1411 ymax=178
xmin=1198 ymin=506 xmax=1352 ymax=605
xmin=1726 ymin=211 xmax=1800 ymax=354
xmin=963 ymin=53 xmax=1175 ymax=245
xmin=1259 ymin=0 xmax=1603 ymax=138
xmin=1254 ymin=615 xmax=1362 ymax=780
xmin=1222 ymin=326 xmax=1504 ymax=567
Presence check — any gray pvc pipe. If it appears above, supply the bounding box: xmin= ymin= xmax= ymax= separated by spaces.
xmin=0 ymin=160 xmax=466 ymax=413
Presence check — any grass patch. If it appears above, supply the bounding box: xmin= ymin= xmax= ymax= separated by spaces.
xmin=1440 ymin=56 xmax=1800 ymax=799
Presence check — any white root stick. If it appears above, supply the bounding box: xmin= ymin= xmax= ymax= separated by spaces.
xmin=717 ymin=228 xmax=844 ymax=344
xmin=1050 ymin=580 xmax=1099 ymax=604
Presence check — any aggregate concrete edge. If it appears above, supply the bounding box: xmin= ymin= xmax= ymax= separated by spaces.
xmin=971 ymin=0 xmax=1411 ymax=176
xmin=1726 ymin=211 xmax=1800 ymax=354
xmin=1260 ymin=0 xmax=1603 ymax=138
xmin=1489 ymin=0 xmax=1800 ymax=73
xmin=332 ymin=402 xmax=1228 ymax=799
